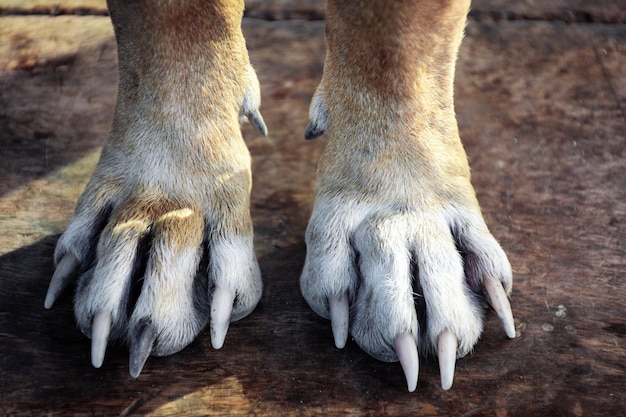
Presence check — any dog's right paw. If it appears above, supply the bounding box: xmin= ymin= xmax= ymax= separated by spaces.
xmin=45 ymin=0 xmax=266 ymax=377
xmin=47 ymin=174 xmax=262 ymax=377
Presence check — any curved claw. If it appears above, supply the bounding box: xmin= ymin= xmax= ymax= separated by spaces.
xmin=245 ymin=109 xmax=268 ymax=136
xmin=129 ymin=321 xmax=157 ymax=378
xmin=484 ymin=278 xmax=516 ymax=338
xmin=329 ymin=292 xmax=349 ymax=349
xmin=91 ymin=311 xmax=111 ymax=368
xmin=304 ymin=121 xmax=324 ymax=140
xmin=44 ymin=253 xmax=79 ymax=309
xmin=394 ymin=333 xmax=419 ymax=392
xmin=438 ymin=329 xmax=457 ymax=390
xmin=210 ymin=286 xmax=235 ymax=350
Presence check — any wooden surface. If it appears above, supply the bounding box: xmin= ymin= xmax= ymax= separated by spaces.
xmin=1 ymin=1 xmax=625 ymax=416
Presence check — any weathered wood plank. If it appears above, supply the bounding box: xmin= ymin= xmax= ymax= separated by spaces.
xmin=0 ymin=0 xmax=107 ymax=14
xmin=471 ymin=0 xmax=626 ymax=23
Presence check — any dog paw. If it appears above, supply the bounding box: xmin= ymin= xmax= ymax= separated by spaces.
xmin=301 ymin=76 xmax=514 ymax=390
xmin=302 ymin=196 xmax=514 ymax=391
xmin=47 ymin=182 xmax=262 ymax=377
xmin=44 ymin=4 xmax=266 ymax=374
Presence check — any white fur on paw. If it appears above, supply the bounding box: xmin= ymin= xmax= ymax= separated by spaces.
xmin=51 ymin=196 xmax=264 ymax=377
xmin=301 ymin=196 xmax=513 ymax=373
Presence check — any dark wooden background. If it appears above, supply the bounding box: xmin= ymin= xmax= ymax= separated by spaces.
xmin=1 ymin=1 xmax=624 ymax=415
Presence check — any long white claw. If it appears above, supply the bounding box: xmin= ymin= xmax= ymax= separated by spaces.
xmin=44 ymin=253 xmax=79 ymax=309
xmin=129 ymin=322 xmax=157 ymax=379
xmin=394 ymin=333 xmax=419 ymax=392
xmin=438 ymin=329 xmax=457 ymax=390
xmin=210 ymin=286 xmax=235 ymax=350
xmin=91 ymin=311 xmax=111 ymax=368
xmin=329 ymin=292 xmax=349 ymax=349
xmin=484 ymin=278 xmax=516 ymax=339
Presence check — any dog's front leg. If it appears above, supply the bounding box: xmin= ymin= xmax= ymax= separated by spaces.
xmin=44 ymin=0 xmax=266 ymax=377
xmin=302 ymin=0 xmax=515 ymax=391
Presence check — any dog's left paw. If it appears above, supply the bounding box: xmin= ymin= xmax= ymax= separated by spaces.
xmin=301 ymin=196 xmax=515 ymax=391
xmin=301 ymin=82 xmax=515 ymax=391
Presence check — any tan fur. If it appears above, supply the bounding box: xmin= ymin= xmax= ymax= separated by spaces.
xmin=301 ymin=0 xmax=512 ymax=363
xmin=105 ymin=0 xmax=256 ymax=235
xmin=48 ymin=0 xmax=514 ymax=386
xmin=51 ymin=0 xmax=264 ymax=362
xmin=317 ymin=0 xmax=472 ymax=201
